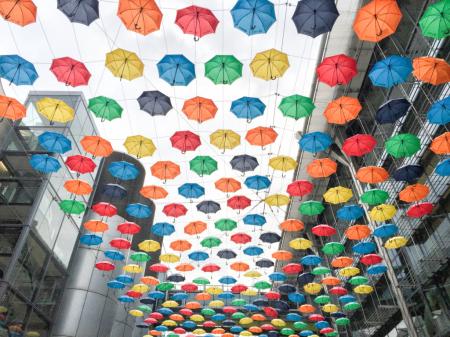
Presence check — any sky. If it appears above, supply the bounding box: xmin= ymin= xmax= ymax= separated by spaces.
xmin=1 ymin=0 xmax=323 ymax=285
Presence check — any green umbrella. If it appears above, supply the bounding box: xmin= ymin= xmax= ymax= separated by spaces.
xmin=190 ymin=156 xmax=218 ymax=177
xmin=202 ymin=308 xmax=216 ymax=315
xmin=231 ymin=299 xmax=247 ymax=306
xmin=201 ymin=237 xmax=222 ymax=248
xmin=349 ymin=276 xmax=368 ymax=285
xmin=335 ymin=317 xmax=350 ymax=326
xmin=311 ymin=266 xmax=331 ymax=275
xmin=157 ymin=282 xmax=174 ymax=291
xmin=281 ymin=328 xmax=294 ymax=335
xmin=293 ymin=322 xmax=308 ymax=329
xmin=344 ymin=302 xmax=361 ymax=310
xmin=205 ymin=55 xmax=243 ymax=85
xmin=168 ymin=334 xmax=179 ymax=337
xmin=321 ymin=242 xmax=345 ymax=255
xmin=193 ymin=277 xmax=210 ymax=285
xmin=314 ymin=295 xmax=331 ymax=304
xmin=254 ymin=281 xmax=271 ymax=290
xmin=130 ymin=252 xmax=151 ymax=262
xmin=88 ymin=96 xmax=123 ymax=122
xmin=138 ymin=305 xmax=152 ymax=312
xmin=299 ymin=201 xmax=324 ymax=216
xmin=59 ymin=199 xmax=85 ymax=215
xmin=278 ymin=95 xmax=315 ymax=120
xmin=232 ymin=312 xmax=246 ymax=319
xmin=385 ymin=133 xmax=421 ymax=158
xmin=360 ymin=189 xmax=389 ymax=205
xmin=215 ymin=218 xmax=237 ymax=232
xmin=325 ymin=332 xmax=338 ymax=337
xmin=419 ymin=0 xmax=450 ymax=40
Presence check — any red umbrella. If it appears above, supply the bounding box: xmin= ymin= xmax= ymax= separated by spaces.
xmin=126 ymin=290 xmax=143 ymax=298
xmin=329 ymin=287 xmax=347 ymax=295
xmin=170 ymin=131 xmax=202 ymax=153
xmin=230 ymin=232 xmax=252 ymax=244
xmin=95 ymin=261 xmax=115 ymax=271
xmin=110 ymin=238 xmax=131 ymax=249
xmin=203 ymin=321 xmax=215 ymax=328
xmin=342 ymin=134 xmax=377 ymax=157
xmin=175 ymin=6 xmax=219 ymax=41
xmin=180 ymin=309 xmax=194 ymax=316
xmin=202 ymin=263 xmax=220 ymax=273
xmin=144 ymin=318 xmax=158 ymax=324
xmin=283 ymin=263 xmax=303 ymax=274
xmin=361 ymin=254 xmax=383 ymax=265
xmin=261 ymin=324 xmax=274 ymax=331
xmin=312 ymin=224 xmax=336 ymax=237
xmin=174 ymin=328 xmax=186 ymax=334
xmin=309 ymin=314 xmax=324 ymax=321
xmin=264 ymin=307 xmax=278 ymax=318
xmin=227 ymin=196 xmax=251 ymax=213
xmin=286 ymin=180 xmax=314 ymax=198
xmin=150 ymin=312 xmax=163 ymax=319
xmin=321 ymin=328 xmax=334 ymax=334
xmin=265 ymin=291 xmax=281 ymax=300
xmin=317 ymin=54 xmax=357 ymax=87
xmin=163 ymin=203 xmax=188 ymax=221
xmin=182 ymin=283 xmax=199 ymax=292
xmin=407 ymin=202 xmax=433 ymax=218
xmin=149 ymin=263 xmax=168 ymax=272
xmin=223 ymin=307 xmax=238 ymax=313
xmin=230 ymin=284 xmax=248 ymax=293
xmin=50 ymin=57 xmax=91 ymax=87
xmin=93 ymin=203 xmax=117 ymax=217
xmin=117 ymin=222 xmax=141 ymax=235
xmin=65 ymin=155 xmax=97 ymax=176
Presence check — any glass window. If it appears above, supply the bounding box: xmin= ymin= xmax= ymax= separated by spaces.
xmin=0 ymin=286 xmax=32 ymax=334
xmin=0 ymin=227 xmax=21 ymax=280
xmin=53 ymin=217 xmax=79 ymax=267
xmin=25 ymin=309 xmax=51 ymax=337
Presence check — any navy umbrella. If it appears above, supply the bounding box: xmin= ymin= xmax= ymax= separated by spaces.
xmin=331 ymin=311 xmax=346 ymax=318
xmin=138 ymin=90 xmax=173 ymax=116
xmin=274 ymin=300 xmax=290 ymax=311
xmin=230 ymin=154 xmax=259 ymax=175
xmin=297 ymin=272 xmax=315 ymax=286
xmin=140 ymin=297 xmax=156 ymax=304
xmin=278 ymin=284 xmax=296 ymax=294
xmin=218 ymin=249 xmax=237 ymax=261
xmin=253 ymin=299 xmax=269 ymax=306
xmin=292 ymin=0 xmax=339 ymax=38
xmin=223 ymin=320 xmax=235 ymax=326
xmin=196 ymin=200 xmax=221 ymax=219
xmin=167 ymin=273 xmax=185 ymax=282
xmin=101 ymin=184 xmax=127 ymax=200
xmin=375 ymin=98 xmax=410 ymax=125
xmin=256 ymin=258 xmax=274 ymax=268
xmin=57 ymin=0 xmax=99 ymax=26
xmin=393 ymin=164 xmax=424 ymax=182
xmin=268 ymin=331 xmax=280 ymax=337
xmin=260 ymin=232 xmax=281 ymax=244
xmin=137 ymin=323 xmax=150 ymax=328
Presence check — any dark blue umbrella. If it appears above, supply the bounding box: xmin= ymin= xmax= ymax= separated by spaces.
xmin=138 ymin=90 xmax=173 ymax=116
xmin=297 ymin=273 xmax=315 ymax=286
xmin=286 ymin=313 xmax=302 ymax=321
xmin=172 ymin=293 xmax=188 ymax=300
xmin=260 ymin=232 xmax=281 ymax=244
xmin=244 ymin=175 xmax=271 ymax=193
xmin=167 ymin=273 xmax=185 ymax=282
xmin=299 ymin=132 xmax=332 ymax=154
xmin=274 ymin=301 xmax=290 ymax=311
xmin=268 ymin=331 xmax=280 ymax=337
xmin=375 ymin=98 xmax=410 ymax=125
xmin=38 ymin=131 xmax=71 ymax=153
xmin=80 ymin=234 xmax=102 ymax=246
xmin=108 ymin=161 xmax=139 ymax=180
xmin=244 ymin=304 xmax=259 ymax=311
xmin=29 ymin=154 xmax=61 ymax=173
xmin=212 ymin=313 xmax=227 ymax=321
xmin=301 ymin=255 xmax=322 ymax=265
xmin=157 ymin=55 xmax=195 ymax=86
xmin=104 ymin=250 xmax=125 ymax=260
xmin=253 ymin=299 xmax=269 ymax=306
xmin=369 ymin=56 xmax=413 ymax=88
xmin=373 ymin=224 xmax=398 ymax=238
xmin=179 ymin=183 xmax=205 ymax=201
xmin=188 ymin=250 xmax=209 ymax=261
xmin=278 ymin=284 xmax=296 ymax=294
xmin=339 ymin=295 xmax=356 ymax=303
xmin=101 ymin=184 xmax=127 ymax=200
xmin=331 ymin=311 xmax=346 ymax=318
xmin=137 ymin=323 xmax=150 ymax=329
xmin=231 ymin=97 xmax=266 ymax=122
xmin=243 ymin=214 xmax=267 ymax=229
xmin=256 ymin=258 xmax=274 ymax=268
xmin=118 ymin=295 xmax=134 ymax=303
xmin=149 ymin=291 xmax=165 ymax=299
xmin=337 ymin=205 xmax=364 ymax=221
xmin=427 ymin=96 xmax=450 ymax=125
xmin=230 ymin=154 xmax=259 ymax=175
xmin=57 ymin=0 xmax=99 ymax=26
xmin=269 ymin=272 xmax=286 ymax=281
xmin=393 ymin=164 xmax=424 ymax=182
xmin=223 ymin=320 xmax=236 ymax=326
xmin=183 ymin=321 xmax=196 ymax=328
xmin=0 ymin=55 xmax=38 ymax=85
xmin=231 ymin=0 xmax=276 ymax=36
xmin=288 ymin=292 xmax=305 ymax=303
xmin=156 ymin=325 xmax=169 ymax=332
xmin=352 ymin=242 xmax=377 ymax=254
xmin=292 ymin=0 xmax=339 ymax=38
xmin=231 ymin=326 xmax=243 ymax=333
xmin=107 ymin=280 xmax=125 ymax=289
xmin=116 ymin=274 xmax=134 ymax=283
xmin=314 ymin=321 xmax=329 ymax=329
xmin=140 ymin=297 xmax=156 ymax=305
xmin=436 ymin=158 xmax=450 ymax=176
xmin=126 ymin=203 xmax=152 ymax=218
xmin=243 ymin=246 xmax=264 ymax=256
xmin=218 ymin=249 xmax=237 ymax=260
xmin=151 ymin=222 xmax=175 ymax=236
xmin=367 ymin=264 xmax=387 ymax=274
xmin=196 ymin=200 xmax=221 ymax=218
xmin=218 ymin=291 xmax=235 ymax=298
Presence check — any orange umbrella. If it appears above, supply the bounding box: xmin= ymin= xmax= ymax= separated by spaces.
xmin=356 ymin=166 xmax=389 ymax=184
xmin=230 ymin=261 xmax=250 ymax=272
xmin=182 ymin=96 xmax=218 ymax=123
xmin=141 ymin=185 xmax=168 ymax=199
xmin=299 ymin=304 xmax=315 ymax=313
xmin=184 ymin=221 xmax=207 ymax=236
xmin=324 ymin=97 xmax=361 ymax=124
xmin=272 ymin=250 xmax=293 ymax=260
xmin=245 ymin=126 xmax=278 ymax=150
xmin=412 ymin=57 xmax=450 ymax=85
xmin=0 ymin=0 xmax=36 ymax=27
xmin=345 ymin=225 xmax=371 ymax=240
xmin=185 ymin=301 xmax=201 ymax=309
xmin=321 ymin=276 xmax=341 ymax=286
xmin=63 ymin=179 xmax=93 ymax=196
xmin=251 ymin=314 xmax=266 ymax=321
xmin=0 ymin=96 xmax=26 ymax=121
xmin=151 ymin=161 xmax=181 ymax=183
xmin=331 ymin=257 xmax=354 ymax=268
xmin=117 ymin=0 xmax=163 ymax=36
xmin=170 ymin=240 xmax=192 ymax=252
xmin=223 ymin=334 xmax=234 ymax=337
xmin=84 ymin=220 xmax=109 ymax=232
xmin=307 ymin=159 xmax=337 ymax=178
xmin=176 ymin=263 xmax=195 ymax=272
xmin=215 ymin=178 xmax=241 ymax=196
xmin=170 ymin=314 xmax=184 ymax=321
xmin=80 ymin=136 xmax=113 ymax=158
xmin=249 ymin=327 xmax=262 ymax=333
xmin=141 ymin=276 xmax=159 ymax=285
xmin=399 ymin=184 xmax=429 ymax=202
xmin=430 ymin=132 xmax=450 ymax=154
xmin=280 ymin=219 xmax=304 ymax=232
xmin=195 ymin=293 xmax=212 ymax=301
xmin=353 ymin=0 xmax=402 ymax=42
xmin=212 ymin=329 xmax=225 ymax=334
xmin=150 ymin=331 xmax=162 ymax=336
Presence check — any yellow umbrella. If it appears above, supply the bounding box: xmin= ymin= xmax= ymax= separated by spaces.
xmin=310 ymin=335 xmax=319 ymax=337
xmin=193 ymin=329 xmax=206 ymax=335
xmin=162 ymin=320 xmax=177 ymax=326
xmin=123 ymin=264 xmax=143 ymax=273
xmin=339 ymin=267 xmax=360 ymax=277
xmin=159 ymin=253 xmax=180 ymax=263
xmin=369 ymin=204 xmax=397 ymax=222
xmin=304 ymin=283 xmax=322 ymax=294
xmin=132 ymin=284 xmax=150 ymax=292
xmin=139 ymin=240 xmax=161 ymax=252
xmin=105 ymin=48 xmax=144 ymax=81
xmin=163 ymin=301 xmax=179 ymax=308
xmin=322 ymin=304 xmax=339 ymax=313
xmin=385 ymin=236 xmax=408 ymax=249
xmin=271 ymin=319 xmax=286 ymax=327
xmin=240 ymin=318 xmax=253 ymax=324
xmin=124 ymin=135 xmax=156 ymax=159
xmin=210 ymin=129 xmax=241 ymax=153
xmin=26 ymin=333 xmax=40 ymax=337
xmin=206 ymin=286 xmax=223 ymax=295
xmin=241 ymin=289 xmax=258 ymax=296
xmin=36 ymin=98 xmax=74 ymax=124
xmin=240 ymin=331 xmax=252 ymax=337
xmin=354 ymin=285 xmax=374 ymax=294
xmin=0 ymin=306 xmax=7 ymax=313
xmin=129 ymin=309 xmax=143 ymax=317
xmin=250 ymin=49 xmax=290 ymax=81
xmin=209 ymin=300 xmax=225 ymax=307
xmin=289 ymin=238 xmax=312 ymax=250
xmin=323 ymin=186 xmax=353 ymax=204
xmin=265 ymin=194 xmax=291 ymax=207
xmin=244 ymin=270 xmax=262 ymax=278
xmin=268 ymin=156 xmax=298 ymax=175
xmin=191 ymin=315 xmax=205 ymax=322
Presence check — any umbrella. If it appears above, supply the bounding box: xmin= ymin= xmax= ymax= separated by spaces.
xmin=123 ymin=264 xmax=143 ymax=273
xmin=304 ymin=283 xmax=322 ymax=294
xmin=360 ymin=189 xmax=389 ymax=205
xmin=260 ymin=232 xmax=281 ymax=244
xmin=175 ymin=5 xmax=219 ymax=41
xmin=243 ymin=246 xmax=264 ymax=256
xmin=352 ymin=241 xmax=377 ymax=254
xmin=170 ymin=240 xmax=192 ymax=252
xmin=337 ymin=205 xmax=364 ymax=220
xmin=339 ymin=267 xmax=359 ymax=276
xmin=230 ymin=261 xmax=250 ymax=272
xmin=367 ymin=264 xmax=388 ymax=274
xmin=171 ymin=131 xmax=201 ymax=154
xmin=376 ymin=98 xmax=410 ymax=124
xmin=80 ymin=135 xmax=113 ymax=158
xmin=188 ymin=251 xmax=209 ymax=261
xmin=244 ymin=304 xmax=260 ymax=311
xmin=59 ymin=199 xmax=85 ymax=215
xmin=283 ymin=263 xmax=302 ymax=274
xmin=105 ymin=48 xmax=144 ymax=81
xmin=265 ymin=194 xmax=290 ymax=207
xmin=230 ymin=326 xmax=244 ymax=332
xmin=265 ymin=291 xmax=281 ymax=300
xmin=29 ymin=154 xmax=61 ymax=173
xmin=298 ymin=305 xmax=315 ymax=313
xmin=231 ymin=96 xmax=266 ymax=122
xmin=37 ymin=98 xmax=74 ymax=124
xmin=307 ymin=158 xmax=337 ymax=178
xmin=314 ymin=295 xmax=331 ymax=304
xmin=93 ymin=202 xmax=117 ymax=217
xmin=228 ymin=195 xmax=251 ymax=213
xmin=141 ymin=185 xmax=168 ymax=200
xmin=157 ymin=54 xmax=196 ymax=86
xmin=323 ymin=186 xmax=353 ymax=204
xmin=150 ymin=263 xmax=168 ymax=272
xmin=218 ymin=250 xmax=237 ymax=261
xmin=386 ymin=133 xmax=421 ymax=158
xmin=315 ymin=321 xmax=330 ymax=329
xmin=292 ymin=0 xmax=339 ymax=38
xmin=373 ymin=224 xmax=398 ymax=238
xmin=215 ymin=218 xmax=237 ymax=233
xmin=244 ymin=175 xmax=271 ymax=193
xmin=202 ymin=263 xmax=221 ymax=275
xmin=138 ymin=90 xmax=172 ymax=116
xmin=231 ymin=0 xmax=276 ymax=36
xmin=289 ymin=292 xmax=306 ymax=303
xmin=269 ymin=156 xmax=298 ymax=176
xmin=322 ymin=242 xmax=345 ymax=255
xmin=176 ymin=263 xmax=195 ymax=272
xmin=407 ymin=202 xmax=434 ymax=217
xmin=133 ymin=284 xmax=150 ymax=292
xmin=197 ymin=201 xmax=221 ymax=218
xmin=230 ymin=154 xmax=259 ymax=174
xmin=342 ymin=134 xmax=377 ymax=156
xmin=399 ymin=184 xmax=429 ymax=202
xmin=251 ymin=48 xmax=290 ymax=81
xmin=138 ymin=240 xmax=160 ymax=252
xmin=269 ymin=272 xmax=287 ymax=281
xmin=369 ymin=55 xmax=413 ymax=87
xmin=299 ymin=201 xmax=325 ymax=216
xmin=243 ymin=214 xmax=267 ymax=230
xmin=110 ymin=238 xmax=131 ymax=249
xmin=312 ymin=266 xmax=330 ymax=275
xmin=38 ymin=131 xmax=71 ymax=154
xmin=335 ymin=317 xmax=350 ymax=326
xmin=201 ymin=237 xmax=222 ymax=249
xmin=151 ymin=161 xmax=181 ymax=183
xmin=354 ymin=285 xmax=374 ymax=294
xmin=324 ymin=96 xmax=361 ymax=124
xmin=246 ymin=126 xmax=278 ymax=149
xmin=278 ymin=94 xmax=315 ymax=120
xmin=219 ymin=275 xmax=237 ymax=285
xmin=66 ymin=155 xmax=97 ymax=176
xmin=152 ymin=222 xmax=175 ymax=236
xmin=290 ymin=238 xmax=312 ymax=250
xmin=369 ymin=204 xmax=397 ymax=222
xmin=329 ymin=286 xmax=347 ymax=295
xmin=157 ymin=282 xmax=175 ymax=291
xmin=385 ymin=236 xmax=408 ymax=249
xmin=190 ymin=156 xmax=218 ymax=176
xmin=431 ymin=132 xmax=450 ymax=154
xmin=393 ymin=164 xmax=424 ymax=182
xmin=124 ymin=135 xmax=156 ymax=159
xmin=142 ymin=276 xmax=159 ymax=285
xmin=299 ymin=131 xmax=332 ymax=154
xmin=254 ymin=280 xmax=271 ymax=290
xmin=50 ymin=57 xmax=91 ymax=87
xmin=301 ymin=255 xmax=322 ymax=265
xmin=85 ymin=220 xmax=109 ymax=233
xmin=0 ymin=55 xmax=38 ymax=85
xmin=281 ymin=219 xmax=304 ymax=232
xmin=117 ymin=0 xmax=162 ymax=35
xmin=356 ymin=166 xmax=389 ymax=184
xmin=0 ymin=0 xmax=36 ymax=26
xmin=412 ymin=57 xmax=450 ymax=85
xmin=361 ymin=254 xmax=383 ymax=265
xmin=126 ymin=203 xmax=152 ymax=218
xmin=96 ymin=261 xmax=114 ymax=271
xmin=312 ymin=224 xmax=336 ymax=236
xmin=101 ymin=184 xmax=127 ymax=200
xmin=419 ymin=0 xmax=450 ymax=39
xmin=183 ymin=96 xmax=218 ymax=123
xmin=80 ymin=234 xmax=102 ymax=246
xmin=345 ymin=225 xmax=371 ymax=240
xmin=205 ymin=55 xmax=243 ymax=85
xmin=231 ymin=233 xmax=252 ymax=245
xmin=428 ymin=96 xmax=450 ymax=125
xmin=272 ymin=250 xmax=293 ymax=260
xmin=118 ymin=222 xmax=140 ymax=235
xmin=215 ymin=177 xmax=241 ymax=196
xmin=178 ymin=183 xmax=205 ymax=202
xmin=316 ymin=54 xmax=357 ymax=86
xmin=332 ymin=257 xmax=354 ymax=268
xmin=108 ymin=280 xmax=125 ymax=289
xmin=167 ymin=274 xmax=185 ymax=283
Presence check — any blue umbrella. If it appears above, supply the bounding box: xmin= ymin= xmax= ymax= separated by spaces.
xmin=274 ymin=301 xmax=289 ymax=311
xmin=204 ymin=334 xmax=214 ymax=337
xmin=218 ymin=291 xmax=235 ymax=298
xmin=300 ymin=331 xmax=313 ymax=337
xmin=172 ymin=293 xmax=188 ymax=300
xmin=80 ymin=234 xmax=102 ymax=246
xmin=231 ymin=326 xmax=243 ymax=333
xmin=314 ymin=321 xmax=329 ymax=329
xmin=126 ymin=203 xmax=152 ymax=218
xmin=212 ymin=313 xmax=226 ymax=321
xmin=331 ymin=311 xmax=346 ymax=318
xmin=376 ymin=98 xmax=410 ymax=125
xmin=167 ymin=273 xmax=185 ymax=282
xmin=243 ymin=246 xmax=264 ymax=256
xmin=183 ymin=321 xmax=196 ymax=328
xmin=243 ymin=214 xmax=267 ymax=229
xmin=339 ymin=295 xmax=356 ymax=303
xmin=268 ymin=331 xmax=280 ymax=337
xmin=299 ymin=132 xmax=332 ymax=154
xmin=231 ymin=97 xmax=266 ymax=122
xmin=253 ymin=299 xmax=268 ymax=306
xmin=256 ymin=258 xmax=274 ymax=268
xmin=369 ymin=55 xmax=413 ymax=88
xmin=373 ymin=224 xmax=398 ymax=238
xmin=436 ymin=158 xmax=450 ymax=176
xmin=244 ymin=175 xmax=271 ymax=193
xmin=260 ymin=334 xmax=268 ymax=337
xmin=352 ymin=242 xmax=377 ymax=254
xmin=196 ymin=200 xmax=221 ymax=218
xmin=230 ymin=154 xmax=259 ymax=175
xmin=288 ymin=292 xmax=305 ymax=303
xmin=158 ymin=308 xmax=173 ymax=315
xmin=189 ymin=250 xmax=209 ymax=261
xmin=148 ymin=291 xmax=165 ymax=299
xmin=101 ymin=184 xmax=127 ymax=200
xmin=107 ymin=280 xmax=125 ymax=289
xmin=286 ymin=313 xmax=302 ymax=321
xmin=292 ymin=0 xmax=339 ymax=38
xmin=137 ymin=323 xmax=150 ymax=329
xmin=278 ymin=284 xmax=296 ymax=294
xmin=0 ymin=55 xmax=38 ymax=85
xmin=337 ymin=205 xmax=364 ymax=221
xmin=219 ymin=277 xmax=237 ymax=285
xmin=260 ymin=232 xmax=281 ymax=244
xmin=118 ymin=295 xmax=134 ymax=303
xmin=218 ymin=249 xmax=237 ymax=260
xmin=152 ymin=222 xmax=175 ymax=236
xmin=157 ymin=55 xmax=195 ymax=86
xmin=427 ymin=97 xmax=450 ymax=125
xmin=156 ymin=326 xmax=169 ymax=332
xmin=116 ymin=274 xmax=134 ymax=283
xmin=38 ymin=131 xmax=72 ymax=153
xmin=301 ymin=255 xmax=322 ymax=265
xmin=297 ymin=273 xmax=315 ymax=286
xmin=231 ymin=0 xmax=276 ymax=36
xmin=29 ymin=154 xmax=61 ymax=173
xmin=108 ymin=161 xmax=139 ymax=180
xmin=393 ymin=164 xmax=424 ymax=182
xmin=104 ymin=250 xmax=125 ymax=260
xmin=178 ymin=183 xmax=205 ymax=201
xmin=269 ymin=272 xmax=286 ymax=281
xmin=223 ymin=320 xmax=236 ymax=326
xmin=140 ymin=297 xmax=156 ymax=304
xmin=367 ymin=264 xmax=388 ymax=274
xmin=244 ymin=304 xmax=259 ymax=311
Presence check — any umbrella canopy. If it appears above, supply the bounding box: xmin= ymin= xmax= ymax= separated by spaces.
xmin=243 ymin=246 xmax=264 ymax=256
xmin=256 ymin=259 xmax=274 ymax=268
xmin=138 ymin=240 xmax=160 ymax=252
xmin=190 ymin=156 xmax=218 ymax=176
xmin=373 ymin=224 xmax=398 ymax=238
xmin=243 ymin=214 xmax=267 ymax=228
xmin=265 ymin=194 xmax=291 ymax=207
xmin=299 ymin=131 xmax=332 ymax=153
xmin=185 ymin=221 xmax=208 ymax=236
xmin=307 ymin=158 xmax=337 ymax=177
xmin=361 ymin=254 xmax=383 ymax=265
xmin=299 ymin=201 xmax=325 ymax=216
xmin=312 ymin=224 xmax=336 ymax=236
xmin=81 ymin=135 xmax=113 ymax=158
xmin=369 ymin=55 xmax=413 ymax=87
xmin=0 ymin=55 xmax=38 ymax=85
xmin=157 ymin=54 xmax=196 ymax=86
xmin=230 ymin=154 xmax=259 ymax=174
xmin=151 ymin=161 xmax=181 ymax=183
xmin=317 ymin=54 xmax=357 ymax=86
xmin=183 ymin=96 xmax=218 ymax=123
xmin=126 ymin=203 xmax=152 ymax=218
xmin=301 ymin=255 xmax=323 ymax=265
xmin=141 ymin=185 xmax=168 ymax=200
xmin=138 ymin=90 xmax=172 ymax=116
xmin=356 ymin=166 xmax=389 ymax=184
xmin=394 ymin=164 xmax=425 ymax=182
xmin=324 ymin=96 xmax=361 ymax=124
xmin=80 ymin=234 xmax=102 ymax=246
xmin=150 ymin=264 xmax=168 ymax=272
xmin=201 ymin=237 xmax=222 ymax=248
xmin=385 ymin=236 xmax=408 ymax=249
xmin=278 ymin=94 xmax=315 ymax=120
xmin=231 ymin=96 xmax=266 ymax=122
xmin=292 ymin=0 xmax=339 ymax=38
xmin=215 ymin=218 xmax=237 ymax=232
xmin=170 ymin=240 xmax=192 ymax=252
xmin=123 ymin=135 xmax=156 ymax=159
xmin=322 ymin=242 xmax=345 ymax=255
xmin=337 ymin=205 xmax=364 ymax=221
xmin=38 ymin=131 xmax=71 ymax=153
xmin=269 ymin=156 xmax=298 ymax=174
xmin=85 ymin=220 xmax=109 ymax=233
xmin=283 ymin=263 xmax=302 ymax=274
xmin=260 ymin=232 xmax=281 ymax=244
xmin=175 ymin=5 xmax=219 ymax=40
xmin=101 ymin=183 xmax=127 ymax=200
xmin=108 ymin=161 xmax=138 ymax=180
xmin=345 ymin=225 xmax=371 ymax=240
xmin=205 ymin=55 xmax=243 ymax=85
xmin=289 ymin=238 xmax=312 ymax=250
xmin=246 ymin=126 xmax=278 ymax=149
xmin=176 ymin=263 xmax=195 ymax=272
xmin=197 ymin=201 xmax=221 ymax=218
xmin=178 ymin=183 xmax=205 ymax=201
xmin=281 ymin=219 xmax=304 ymax=232
xmin=369 ymin=204 xmax=397 ymax=222
xmin=399 ymin=184 xmax=429 ymax=202
xmin=367 ymin=264 xmax=388 ymax=274
xmin=412 ymin=57 xmax=450 ymax=85
xmin=231 ymin=233 xmax=252 ymax=244
xmin=230 ymin=261 xmax=250 ymax=271
xmin=215 ymin=177 xmax=241 ymax=195
xmin=331 ymin=256 xmax=354 ymax=268
xmin=1 ymin=0 xmax=37 ymax=26
xmin=272 ymin=250 xmax=293 ymax=260
xmin=244 ymin=175 xmax=271 ymax=192
xmin=228 ymin=195 xmax=251 ymax=211
xmin=342 ymin=134 xmax=377 ymax=156
xmin=50 ymin=57 xmax=91 ymax=89
xmin=171 ymin=131 xmax=202 ymax=154
xmin=188 ymin=251 xmax=209 ymax=261
xmin=92 ymin=202 xmax=117 ymax=217
xmin=339 ymin=267 xmax=359 ymax=277
xmin=117 ymin=0 xmax=162 ymax=35
xmin=407 ymin=202 xmax=434 ymax=218
xmin=323 ymin=186 xmax=353 ymax=204
xmin=431 ymin=132 xmax=450 ymax=154
xmin=386 ymin=133 xmax=421 ymax=158
xmin=250 ymin=49 xmax=290 ymax=81
xmin=60 ymin=199 xmax=86 ymax=215
xmin=312 ymin=266 xmax=331 ymax=275
xmin=360 ymin=188 xmax=389 ymax=205
xmin=419 ymin=0 xmax=450 ymax=39
xmin=376 ymin=98 xmax=410 ymax=124
xmin=428 ymin=96 xmax=450 ymax=125
xmin=29 ymin=154 xmax=61 ymax=173
xmin=105 ymin=48 xmax=144 ymax=81
xmin=37 ymin=98 xmax=74 ymax=124
xmin=231 ymin=0 xmax=276 ymax=36
xmin=118 ymin=222 xmax=140 ymax=235
xmin=352 ymin=241 xmax=377 ymax=254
